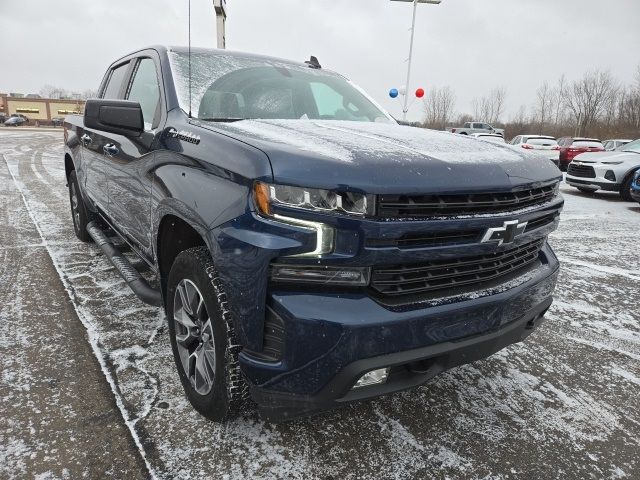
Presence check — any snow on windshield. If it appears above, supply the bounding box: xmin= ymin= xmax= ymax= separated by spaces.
xmin=168 ymin=50 xmax=393 ymax=123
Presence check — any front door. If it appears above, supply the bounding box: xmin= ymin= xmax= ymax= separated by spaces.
xmin=83 ymin=60 xmax=132 ymax=212
xmin=101 ymin=56 xmax=164 ymax=258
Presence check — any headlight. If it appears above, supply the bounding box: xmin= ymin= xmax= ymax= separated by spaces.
xmin=254 ymin=182 xmax=375 ymax=217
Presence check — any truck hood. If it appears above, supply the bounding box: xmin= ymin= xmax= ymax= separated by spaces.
xmin=204 ymin=120 xmax=560 ymax=194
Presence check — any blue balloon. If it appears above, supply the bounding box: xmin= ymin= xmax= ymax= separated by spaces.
xmin=389 ymin=88 xmax=399 ymax=99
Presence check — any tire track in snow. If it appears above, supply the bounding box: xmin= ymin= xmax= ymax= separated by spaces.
xmin=3 ymin=152 xmax=159 ymax=480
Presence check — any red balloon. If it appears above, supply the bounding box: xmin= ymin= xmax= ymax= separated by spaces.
xmin=415 ymin=88 xmax=425 ymax=98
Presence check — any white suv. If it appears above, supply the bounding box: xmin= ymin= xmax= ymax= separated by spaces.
xmin=510 ymin=135 xmax=560 ymax=167
xmin=565 ymin=138 xmax=640 ymax=201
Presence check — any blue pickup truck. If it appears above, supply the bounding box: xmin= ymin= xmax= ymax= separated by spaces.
xmin=63 ymin=46 xmax=562 ymax=421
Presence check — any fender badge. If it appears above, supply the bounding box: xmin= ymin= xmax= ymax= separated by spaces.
xmin=168 ymin=128 xmax=201 ymax=145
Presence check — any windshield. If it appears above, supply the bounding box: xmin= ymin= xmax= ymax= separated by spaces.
xmin=169 ymin=51 xmax=393 ymax=123
xmin=621 ymin=139 xmax=640 ymax=153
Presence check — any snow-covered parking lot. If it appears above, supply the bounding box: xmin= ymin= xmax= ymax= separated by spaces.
xmin=1 ymin=130 xmax=639 ymax=479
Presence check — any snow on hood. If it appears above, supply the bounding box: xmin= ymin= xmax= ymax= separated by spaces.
xmin=208 ymin=119 xmax=524 ymax=165
xmin=201 ymin=119 xmax=559 ymax=193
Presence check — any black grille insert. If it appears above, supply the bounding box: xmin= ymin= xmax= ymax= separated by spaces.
xmin=524 ymin=213 xmax=559 ymax=233
xmin=260 ymin=307 xmax=285 ymax=361
xmin=377 ymin=184 xmax=558 ymax=218
xmin=567 ymin=163 xmax=596 ymax=178
xmin=371 ymin=240 xmax=543 ymax=297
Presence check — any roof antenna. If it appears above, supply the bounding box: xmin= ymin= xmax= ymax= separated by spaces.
xmin=188 ymin=0 xmax=192 ymax=119
xmin=305 ymin=56 xmax=322 ymax=69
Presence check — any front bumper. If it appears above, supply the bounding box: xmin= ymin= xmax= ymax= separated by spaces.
xmin=242 ymin=244 xmax=559 ymax=420
xmin=566 ymin=175 xmax=619 ymax=192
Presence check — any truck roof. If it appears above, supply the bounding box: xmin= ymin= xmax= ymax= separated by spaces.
xmin=109 ymin=45 xmax=319 ymax=72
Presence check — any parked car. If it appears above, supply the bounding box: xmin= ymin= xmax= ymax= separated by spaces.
xmin=566 ymin=138 xmax=640 ymax=201
xmin=603 ymin=139 xmax=632 ymax=151
xmin=510 ymin=135 xmax=560 ymax=167
xmin=469 ymin=132 xmax=506 ymax=144
xmin=4 ymin=115 xmax=28 ymax=127
xmin=557 ymin=137 xmax=604 ymax=171
xmin=51 ymin=117 xmax=65 ymax=127
xmin=64 ymin=46 xmax=562 ymax=421
xmin=630 ymin=169 xmax=640 ymax=204
xmin=447 ymin=122 xmax=505 ymax=137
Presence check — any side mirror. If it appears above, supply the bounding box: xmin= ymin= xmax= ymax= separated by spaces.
xmin=84 ymin=99 xmax=143 ymax=137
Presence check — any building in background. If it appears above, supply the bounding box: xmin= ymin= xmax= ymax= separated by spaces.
xmin=0 ymin=93 xmax=85 ymax=125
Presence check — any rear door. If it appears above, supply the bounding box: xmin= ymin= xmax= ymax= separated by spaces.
xmin=102 ymin=54 xmax=165 ymax=257
xmin=82 ymin=61 xmax=132 ymax=211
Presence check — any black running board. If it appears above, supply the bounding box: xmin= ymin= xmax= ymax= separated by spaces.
xmin=86 ymin=221 xmax=163 ymax=307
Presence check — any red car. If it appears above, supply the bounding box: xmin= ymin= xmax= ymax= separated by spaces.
xmin=557 ymin=137 xmax=604 ymax=171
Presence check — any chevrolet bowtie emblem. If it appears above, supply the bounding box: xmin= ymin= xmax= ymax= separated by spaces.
xmin=481 ymin=220 xmax=528 ymax=246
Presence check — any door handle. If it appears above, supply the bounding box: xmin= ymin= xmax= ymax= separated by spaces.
xmin=103 ymin=144 xmax=119 ymax=157
xmin=80 ymin=134 xmax=92 ymax=146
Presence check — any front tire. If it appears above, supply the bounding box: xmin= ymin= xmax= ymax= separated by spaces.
xmin=166 ymin=247 xmax=248 ymax=422
xmin=67 ymin=170 xmax=93 ymax=242
xmin=619 ymin=173 xmax=635 ymax=202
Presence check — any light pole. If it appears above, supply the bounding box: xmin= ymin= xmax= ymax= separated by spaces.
xmin=390 ymin=0 xmax=442 ymax=121
xmin=213 ymin=0 xmax=227 ymax=49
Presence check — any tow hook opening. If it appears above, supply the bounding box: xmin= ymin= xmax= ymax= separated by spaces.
xmin=407 ymin=357 xmax=438 ymax=375
xmin=526 ymin=306 xmax=550 ymax=330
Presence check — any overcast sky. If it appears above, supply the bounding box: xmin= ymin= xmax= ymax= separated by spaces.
xmin=1 ymin=0 xmax=638 ymax=122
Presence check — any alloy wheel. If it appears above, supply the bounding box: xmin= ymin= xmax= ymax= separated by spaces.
xmin=173 ymin=279 xmax=216 ymax=395
xmin=70 ymin=182 xmax=81 ymax=229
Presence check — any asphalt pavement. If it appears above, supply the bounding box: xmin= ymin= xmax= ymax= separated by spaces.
xmin=1 ymin=131 xmax=638 ymax=479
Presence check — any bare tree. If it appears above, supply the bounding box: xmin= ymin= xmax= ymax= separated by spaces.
xmin=564 ymin=69 xmax=618 ymax=136
xmin=472 ymin=87 xmax=507 ymax=124
xmin=553 ymin=74 xmax=567 ymax=127
xmin=81 ymin=89 xmax=99 ymax=100
xmin=534 ymin=81 xmax=554 ymax=133
xmin=39 ymin=85 xmax=69 ymax=99
xmin=618 ymin=86 xmax=640 ymax=131
xmin=423 ymin=86 xmax=456 ymax=130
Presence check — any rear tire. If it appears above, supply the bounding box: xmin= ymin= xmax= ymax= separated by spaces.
xmin=166 ymin=247 xmax=249 ymax=422
xmin=619 ymin=173 xmax=635 ymax=202
xmin=67 ymin=170 xmax=93 ymax=242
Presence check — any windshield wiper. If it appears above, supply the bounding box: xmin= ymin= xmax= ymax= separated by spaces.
xmin=200 ymin=117 xmax=248 ymax=123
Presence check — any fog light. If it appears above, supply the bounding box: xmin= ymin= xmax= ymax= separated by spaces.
xmin=604 ymin=170 xmax=616 ymax=182
xmin=353 ymin=368 xmax=390 ymax=389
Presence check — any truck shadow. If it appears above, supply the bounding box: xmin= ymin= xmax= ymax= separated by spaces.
xmin=562 ymin=188 xmax=628 ymax=204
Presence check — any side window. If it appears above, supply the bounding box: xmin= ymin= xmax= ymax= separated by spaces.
xmin=127 ymin=58 xmax=161 ymax=130
xmin=102 ymin=62 xmax=130 ymax=99
xmin=511 ymin=136 xmax=521 ymax=145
